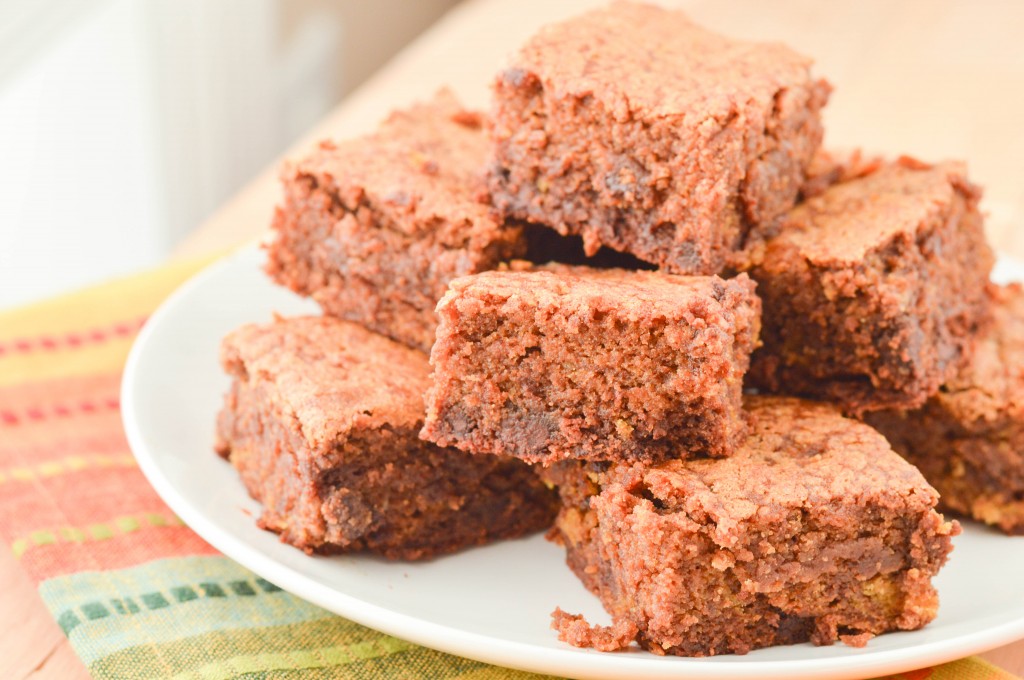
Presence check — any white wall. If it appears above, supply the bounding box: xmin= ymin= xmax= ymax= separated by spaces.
xmin=0 ymin=0 xmax=457 ymax=310
xmin=0 ymin=1 xmax=164 ymax=308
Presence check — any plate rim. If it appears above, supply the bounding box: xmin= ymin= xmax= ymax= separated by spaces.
xmin=121 ymin=244 xmax=1024 ymax=680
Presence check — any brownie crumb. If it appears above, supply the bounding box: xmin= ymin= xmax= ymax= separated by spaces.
xmin=866 ymin=284 xmax=1024 ymax=535
xmin=839 ymin=632 xmax=875 ymax=648
xmin=551 ymin=608 xmax=638 ymax=652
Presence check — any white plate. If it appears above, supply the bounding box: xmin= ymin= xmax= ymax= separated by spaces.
xmin=122 ymin=244 xmax=1024 ymax=680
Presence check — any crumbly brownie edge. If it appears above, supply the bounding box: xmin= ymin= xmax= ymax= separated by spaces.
xmin=216 ymin=379 xmax=337 ymax=552
xmin=863 ymin=284 xmax=1024 ymax=534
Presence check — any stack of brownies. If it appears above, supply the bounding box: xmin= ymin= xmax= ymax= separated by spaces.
xmin=214 ymin=2 xmax=1023 ymax=658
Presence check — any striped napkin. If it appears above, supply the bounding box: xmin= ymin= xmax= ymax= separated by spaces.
xmin=0 ymin=253 xmax=1018 ymax=680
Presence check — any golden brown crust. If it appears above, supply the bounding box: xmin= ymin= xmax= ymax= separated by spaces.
xmin=779 ymin=159 xmax=977 ymax=263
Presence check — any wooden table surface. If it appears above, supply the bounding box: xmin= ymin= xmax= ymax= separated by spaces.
xmin=5 ymin=1 xmax=1024 ymax=678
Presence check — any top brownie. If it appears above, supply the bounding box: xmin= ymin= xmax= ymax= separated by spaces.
xmin=488 ymin=2 xmax=830 ymax=275
xmin=745 ymin=158 xmax=994 ymax=413
xmin=265 ymin=89 xmax=524 ymax=352
xmin=420 ymin=265 xmax=760 ymax=464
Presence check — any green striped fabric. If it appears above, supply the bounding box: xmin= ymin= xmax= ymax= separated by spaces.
xmin=40 ymin=555 xmax=552 ymax=679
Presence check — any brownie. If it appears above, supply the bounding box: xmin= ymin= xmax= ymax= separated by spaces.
xmin=866 ymin=284 xmax=1024 ymax=535
xmin=265 ymin=89 xmax=525 ymax=352
xmin=488 ymin=2 xmax=830 ymax=275
xmin=420 ymin=266 xmax=761 ymax=464
xmin=743 ymin=158 xmax=994 ymax=413
xmin=214 ymin=316 xmax=558 ymax=560
xmin=546 ymin=397 xmax=959 ymax=657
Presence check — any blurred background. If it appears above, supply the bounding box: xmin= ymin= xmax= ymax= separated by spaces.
xmin=0 ymin=0 xmax=457 ymax=308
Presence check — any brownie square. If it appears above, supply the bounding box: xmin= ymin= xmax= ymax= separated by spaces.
xmin=214 ymin=316 xmax=557 ymax=560
xmin=420 ymin=266 xmax=761 ymax=464
xmin=546 ymin=397 xmax=958 ymax=657
xmin=744 ymin=158 xmax=994 ymax=413
xmin=265 ymin=89 xmax=525 ymax=352
xmin=866 ymin=284 xmax=1024 ymax=535
xmin=488 ymin=2 xmax=830 ymax=275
